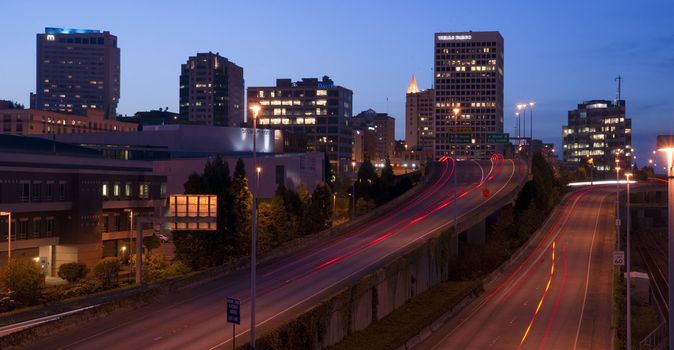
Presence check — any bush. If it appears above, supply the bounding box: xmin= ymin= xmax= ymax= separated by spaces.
xmin=131 ymin=253 xmax=168 ymax=282
xmin=93 ymin=257 xmax=121 ymax=287
xmin=0 ymin=292 xmax=16 ymax=313
xmin=3 ymin=259 xmax=43 ymax=306
xmin=161 ymin=261 xmax=192 ymax=279
xmin=58 ymin=262 xmax=89 ymax=283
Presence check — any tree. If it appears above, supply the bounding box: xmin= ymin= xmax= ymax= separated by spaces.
xmin=143 ymin=235 xmax=161 ymax=253
xmin=232 ymin=158 xmax=252 ymax=257
xmin=303 ymin=184 xmax=333 ymax=235
xmin=4 ymin=259 xmax=43 ymax=305
xmin=57 ymin=262 xmax=89 ymax=283
xmin=93 ymin=257 xmax=121 ymax=287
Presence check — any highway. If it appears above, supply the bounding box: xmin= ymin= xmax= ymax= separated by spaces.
xmin=23 ymin=156 xmax=526 ymax=350
xmin=418 ymin=186 xmax=617 ymax=350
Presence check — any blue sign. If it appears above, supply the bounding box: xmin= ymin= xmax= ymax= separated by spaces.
xmin=227 ymin=298 xmax=240 ymax=325
xmin=45 ymin=27 xmax=101 ymax=34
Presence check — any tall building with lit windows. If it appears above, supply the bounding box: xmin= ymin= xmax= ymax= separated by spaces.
xmin=562 ymin=99 xmax=632 ymax=178
xmin=405 ymin=75 xmax=435 ymax=152
xmin=179 ymin=52 xmax=244 ymax=127
xmin=434 ymin=31 xmax=504 ymax=159
xmin=36 ymin=28 xmax=120 ymax=118
xmin=247 ymin=76 xmax=353 ymax=173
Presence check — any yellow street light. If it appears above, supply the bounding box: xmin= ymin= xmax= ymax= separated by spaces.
xmin=249 ymin=104 xmax=261 ymax=118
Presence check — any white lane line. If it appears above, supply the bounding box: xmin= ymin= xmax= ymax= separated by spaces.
xmin=209 ymin=159 xmax=519 ymax=349
xmin=572 ymin=193 xmax=608 ymax=350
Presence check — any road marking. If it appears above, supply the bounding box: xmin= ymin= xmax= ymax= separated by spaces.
xmin=572 ymin=194 xmax=607 ymax=350
xmin=519 ymin=242 xmax=556 ymax=348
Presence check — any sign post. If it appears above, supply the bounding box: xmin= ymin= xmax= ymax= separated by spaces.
xmin=227 ymin=297 xmax=241 ymax=350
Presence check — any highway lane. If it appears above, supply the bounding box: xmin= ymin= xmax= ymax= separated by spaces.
xmin=419 ymin=187 xmax=616 ymax=350
xmin=24 ymin=156 xmax=526 ymax=350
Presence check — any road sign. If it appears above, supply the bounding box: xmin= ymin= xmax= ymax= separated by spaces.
xmin=448 ymin=134 xmax=471 ymax=144
xmin=227 ymin=297 xmax=240 ymax=325
xmin=486 ymin=133 xmax=510 ymax=144
xmin=613 ymin=251 xmax=625 ymax=266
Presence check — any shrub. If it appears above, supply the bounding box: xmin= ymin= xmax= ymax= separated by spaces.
xmin=0 ymin=292 xmax=16 ymax=313
xmin=3 ymin=259 xmax=43 ymax=306
xmin=93 ymin=257 xmax=121 ymax=287
xmin=58 ymin=262 xmax=89 ymax=283
xmin=131 ymin=253 xmax=168 ymax=282
xmin=161 ymin=261 xmax=192 ymax=279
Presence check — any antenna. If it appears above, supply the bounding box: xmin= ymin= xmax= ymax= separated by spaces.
xmin=615 ymin=75 xmax=623 ymax=101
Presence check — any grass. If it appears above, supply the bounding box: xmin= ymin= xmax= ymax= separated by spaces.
xmin=327 ymin=280 xmax=480 ymax=350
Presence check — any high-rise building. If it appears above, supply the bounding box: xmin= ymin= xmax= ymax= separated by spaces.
xmin=405 ymin=75 xmax=435 ymax=152
xmin=434 ymin=31 xmax=504 ymax=159
xmin=247 ymin=76 xmax=353 ymax=173
xmin=179 ymin=52 xmax=244 ymax=127
xmin=352 ymin=109 xmax=395 ymax=162
xmin=36 ymin=28 xmax=120 ymax=118
xmin=562 ymin=99 xmax=632 ymax=178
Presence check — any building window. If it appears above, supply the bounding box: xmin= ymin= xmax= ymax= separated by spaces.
xmin=18 ymin=219 xmax=28 ymax=240
xmin=102 ymin=183 xmax=109 ymax=197
xmin=113 ymin=214 xmax=120 ymax=231
xmin=275 ymin=165 xmax=285 ymax=186
xmin=113 ymin=183 xmax=120 ymax=197
xmin=125 ymin=183 xmax=132 ymax=197
xmin=21 ymin=183 xmax=30 ymax=202
xmin=33 ymin=218 xmax=41 ymax=239
xmin=32 ymin=183 xmax=41 ymax=202
xmin=139 ymin=183 xmax=149 ymax=199
xmin=160 ymin=183 xmax=167 ymax=199
xmin=45 ymin=183 xmax=53 ymax=201
xmin=59 ymin=183 xmax=66 ymax=200
xmin=102 ymin=215 xmax=109 ymax=233
xmin=45 ymin=217 xmax=54 ymax=236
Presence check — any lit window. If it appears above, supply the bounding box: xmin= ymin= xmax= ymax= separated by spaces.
xmin=102 ymin=183 xmax=108 ymax=197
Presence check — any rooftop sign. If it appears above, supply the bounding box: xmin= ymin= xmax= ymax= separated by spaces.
xmin=45 ymin=27 xmax=101 ymax=34
xmin=437 ymin=34 xmax=472 ymax=41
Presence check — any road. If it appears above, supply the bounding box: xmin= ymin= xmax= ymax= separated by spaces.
xmin=23 ymin=155 xmax=526 ymax=350
xmin=419 ymin=187 xmax=617 ymax=350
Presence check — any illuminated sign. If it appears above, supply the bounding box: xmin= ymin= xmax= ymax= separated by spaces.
xmin=46 ymin=35 xmax=55 ymax=41
xmin=437 ymin=34 xmax=472 ymax=41
xmin=45 ymin=27 xmax=101 ymax=34
xmin=317 ymin=83 xmax=335 ymax=89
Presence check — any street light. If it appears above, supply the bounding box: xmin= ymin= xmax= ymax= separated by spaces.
xmin=0 ymin=211 xmax=11 ymax=263
xmin=249 ymin=103 xmax=261 ymax=349
xmin=452 ymin=108 xmax=460 ymax=237
xmin=587 ymin=157 xmax=594 ymax=185
xmin=656 ymin=134 xmax=674 ymax=350
xmin=351 ymin=161 xmax=356 ymax=220
xmin=515 ymin=111 xmax=521 ymax=146
xmin=624 ymin=172 xmax=633 ymax=350
xmin=615 ymin=160 xmax=621 ymax=251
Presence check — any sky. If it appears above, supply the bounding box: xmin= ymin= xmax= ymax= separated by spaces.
xmin=1 ymin=0 xmax=673 ymax=168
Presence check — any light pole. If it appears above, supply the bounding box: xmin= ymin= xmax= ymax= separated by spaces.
xmin=351 ymin=161 xmax=356 ymax=220
xmin=624 ymin=172 xmax=633 ymax=350
xmin=249 ymin=103 xmax=261 ymax=349
xmin=452 ymin=107 xmax=460 ymax=236
xmin=615 ymin=160 xmax=621 ymax=251
xmin=124 ymin=209 xmax=134 ymax=264
xmin=515 ymin=111 xmax=521 ymax=146
xmin=587 ymin=157 xmax=594 ymax=185
xmin=528 ymin=102 xmax=535 ymax=141
xmin=517 ymin=104 xmax=526 ymax=148
xmin=656 ymin=135 xmax=674 ymax=350
xmin=1 ymin=212 xmax=11 ymax=263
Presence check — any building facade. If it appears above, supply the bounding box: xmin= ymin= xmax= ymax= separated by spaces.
xmin=352 ymin=109 xmax=395 ymax=162
xmin=36 ymin=28 xmax=120 ymax=118
xmin=247 ymin=76 xmax=353 ymax=173
xmin=1 ymin=109 xmax=137 ymax=136
xmin=562 ymin=99 xmax=632 ymax=178
xmin=179 ymin=52 xmax=244 ymax=127
xmin=0 ymin=135 xmax=165 ymax=274
xmin=405 ymin=75 xmax=435 ymax=152
xmin=434 ymin=31 xmax=504 ymax=159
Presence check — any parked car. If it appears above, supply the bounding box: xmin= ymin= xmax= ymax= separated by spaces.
xmin=157 ymin=233 xmax=169 ymax=243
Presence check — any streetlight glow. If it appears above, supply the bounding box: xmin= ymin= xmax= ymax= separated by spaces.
xmin=249 ymin=104 xmax=261 ymax=117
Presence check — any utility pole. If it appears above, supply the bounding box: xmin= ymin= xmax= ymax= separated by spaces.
xmin=615 ymin=75 xmax=623 ymax=101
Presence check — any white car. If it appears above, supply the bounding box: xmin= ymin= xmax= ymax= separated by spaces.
xmin=157 ymin=233 xmax=169 ymax=243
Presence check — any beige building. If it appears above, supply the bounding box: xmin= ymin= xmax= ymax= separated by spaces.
xmin=0 ymin=109 xmax=137 ymax=136
xmin=405 ymin=75 xmax=435 ymax=152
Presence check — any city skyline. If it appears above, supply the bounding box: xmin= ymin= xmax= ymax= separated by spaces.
xmin=0 ymin=0 xmax=672 ymax=164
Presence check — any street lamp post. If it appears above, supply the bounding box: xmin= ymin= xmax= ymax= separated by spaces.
xmin=515 ymin=111 xmax=521 ymax=146
xmin=249 ymin=104 xmax=261 ymax=349
xmin=452 ymin=107 xmax=460 ymax=236
xmin=625 ymin=172 xmax=633 ymax=350
xmin=1 ymin=212 xmax=11 ymax=263
xmin=351 ymin=161 xmax=356 ymax=220
xmin=656 ymin=135 xmax=674 ymax=350
xmin=615 ymin=161 xmax=621 ymax=251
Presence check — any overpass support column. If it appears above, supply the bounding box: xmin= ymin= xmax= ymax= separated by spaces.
xmin=466 ymin=220 xmax=486 ymax=245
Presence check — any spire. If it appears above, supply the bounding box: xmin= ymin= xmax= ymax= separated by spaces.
xmin=406 ymin=74 xmax=420 ymax=94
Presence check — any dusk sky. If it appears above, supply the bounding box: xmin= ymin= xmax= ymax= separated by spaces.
xmin=1 ymin=0 xmax=673 ymax=166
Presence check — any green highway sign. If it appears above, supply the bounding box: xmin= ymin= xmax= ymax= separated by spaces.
xmin=448 ymin=134 xmax=471 ymax=144
xmin=486 ymin=133 xmax=510 ymax=144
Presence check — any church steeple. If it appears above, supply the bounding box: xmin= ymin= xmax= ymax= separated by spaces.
xmin=406 ymin=74 xmax=420 ymax=94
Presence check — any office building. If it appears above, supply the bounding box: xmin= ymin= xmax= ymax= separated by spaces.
xmin=434 ymin=31 xmax=504 ymax=159
xmin=1 ymin=108 xmax=136 ymax=136
xmin=352 ymin=109 xmax=395 ymax=162
xmin=0 ymin=135 xmax=165 ymax=273
xmin=247 ymin=76 xmax=353 ymax=173
xmin=562 ymin=99 xmax=632 ymax=178
xmin=36 ymin=28 xmax=120 ymax=118
xmin=405 ymin=75 xmax=435 ymax=152
xmin=179 ymin=52 xmax=244 ymax=127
